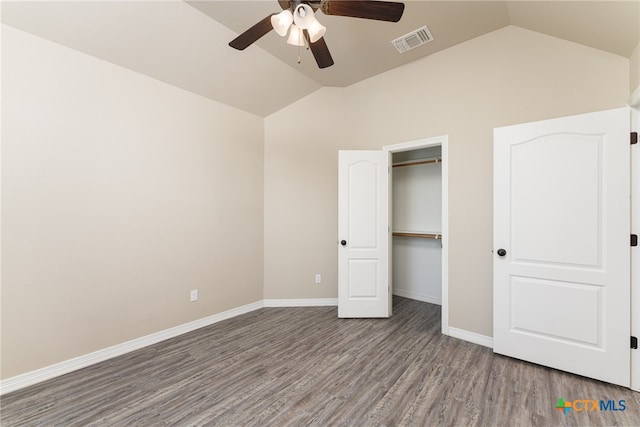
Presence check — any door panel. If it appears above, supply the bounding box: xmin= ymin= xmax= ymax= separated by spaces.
xmin=348 ymin=260 xmax=379 ymax=298
xmin=494 ymin=107 xmax=630 ymax=387
xmin=510 ymin=277 xmax=600 ymax=346
xmin=510 ymin=134 xmax=601 ymax=267
xmin=338 ymin=150 xmax=390 ymax=318
xmin=348 ymin=161 xmax=379 ymax=248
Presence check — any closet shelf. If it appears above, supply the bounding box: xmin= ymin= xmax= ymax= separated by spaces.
xmin=392 ymin=158 xmax=441 ymax=168
xmin=392 ymin=232 xmax=442 ymax=240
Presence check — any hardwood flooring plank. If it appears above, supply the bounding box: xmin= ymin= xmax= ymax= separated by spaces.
xmin=3 ymin=297 xmax=640 ymax=427
xmin=373 ymin=334 xmax=493 ymax=427
xmin=479 ymin=355 xmax=552 ymax=427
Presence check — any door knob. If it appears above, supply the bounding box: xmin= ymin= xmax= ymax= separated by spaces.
xmin=497 ymin=249 xmax=507 ymax=257
xmin=340 ymin=240 xmax=347 ymax=246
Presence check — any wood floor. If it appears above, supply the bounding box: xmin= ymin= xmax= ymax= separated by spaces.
xmin=2 ymin=297 xmax=639 ymax=426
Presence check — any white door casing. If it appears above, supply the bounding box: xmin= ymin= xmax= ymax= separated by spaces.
xmin=631 ymin=99 xmax=639 ymax=392
xmin=494 ymin=107 xmax=630 ymax=387
xmin=338 ymin=150 xmax=391 ymax=318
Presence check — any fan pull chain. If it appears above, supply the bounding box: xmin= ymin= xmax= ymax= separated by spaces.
xmin=297 ymin=27 xmax=302 ymax=64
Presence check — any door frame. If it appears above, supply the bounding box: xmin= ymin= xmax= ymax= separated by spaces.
xmin=383 ymin=135 xmax=449 ymax=334
xmin=630 ymin=89 xmax=640 ymax=392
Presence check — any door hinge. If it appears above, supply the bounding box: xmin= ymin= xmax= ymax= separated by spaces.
xmin=631 ymin=132 xmax=638 ymax=145
xmin=632 ymin=234 xmax=638 ymax=247
xmin=632 ymin=336 xmax=638 ymax=349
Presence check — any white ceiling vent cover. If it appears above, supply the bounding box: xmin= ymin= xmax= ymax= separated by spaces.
xmin=392 ymin=26 xmax=433 ymax=53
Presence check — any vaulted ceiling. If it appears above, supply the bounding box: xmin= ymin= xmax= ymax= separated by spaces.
xmin=2 ymin=1 xmax=639 ymax=117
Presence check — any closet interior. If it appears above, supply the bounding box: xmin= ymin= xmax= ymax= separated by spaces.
xmin=391 ymin=146 xmax=442 ymax=305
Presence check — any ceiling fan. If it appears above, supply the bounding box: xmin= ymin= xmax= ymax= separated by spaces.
xmin=229 ymin=0 xmax=405 ymax=69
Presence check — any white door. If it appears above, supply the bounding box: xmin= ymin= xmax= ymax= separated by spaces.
xmin=338 ymin=150 xmax=391 ymax=318
xmin=494 ymin=107 xmax=631 ymax=387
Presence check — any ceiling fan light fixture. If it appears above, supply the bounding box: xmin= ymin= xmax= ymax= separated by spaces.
xmin=293 ymin=4 xmax=315 ymax=29
xmin=286 ymin=24 xmax=305 ymax=46
xmin=307 ymin=19 xmax=326 ymax=43
xmin=230 ymin=0 xmax=406 ymax=69
xmin=271 ymin=9 xmax=293 ymax=36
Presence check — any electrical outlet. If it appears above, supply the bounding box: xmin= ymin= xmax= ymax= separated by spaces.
xmin=190 ymin=289 xmax=198 ymax=302
xmin=315 ymin=274 xmax=321 ymax=284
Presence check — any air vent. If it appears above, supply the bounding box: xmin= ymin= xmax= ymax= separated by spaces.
xmin=392 ymin=26 xmax=433 ymax=54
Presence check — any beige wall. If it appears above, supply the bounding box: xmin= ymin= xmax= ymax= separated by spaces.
xmin=631 ymin=41 xmax=640 ymax=94
xmin=264 ymin=26 xmax=629 ymax=336
xmin=1 ymin=26 xmax=264 ymax=379
xmin=263 ymin=88 xmax=346 ymax=300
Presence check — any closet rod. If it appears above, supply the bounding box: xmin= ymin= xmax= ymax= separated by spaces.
xmin=392 ymin=158 xmax=441 ymax=168
xmin=392 ymin=232 xmax=441 ymax=240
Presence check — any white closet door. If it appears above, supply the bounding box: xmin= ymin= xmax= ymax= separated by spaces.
xmin=338 ymin=150 xmax=390 ymax=318
xmin=493 ymin=107 xmax=630 ymax=386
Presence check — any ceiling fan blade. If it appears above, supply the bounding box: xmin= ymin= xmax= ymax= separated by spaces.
xmin=320 ymin=0 xmax=404 ymax=22
xmin=229 ymin=14 xmax=276 ymax=50
xmin=304 ymin=30 xmax=334 ymax=69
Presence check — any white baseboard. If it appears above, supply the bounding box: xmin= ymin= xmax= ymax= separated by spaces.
xmin=0 ymin=300 xmax=264 ymax=396
xmin=447 ymin=327 xmax=494 ymax=349
xmin=392 ymin=289 xmax=441 ymax=305
xmin=0 ymin=298 xmax=340 ymax=395
xmin=263 ymin=298 xmax=338 ymax=307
